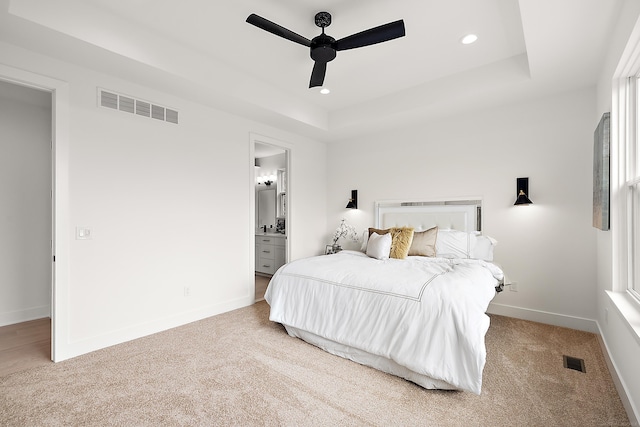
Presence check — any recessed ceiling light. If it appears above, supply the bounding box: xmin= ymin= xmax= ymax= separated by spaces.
xmin=461 ymin=34 xmax=478 ymax=45
xmin=320 ymin=88 xmax=331 ymax=95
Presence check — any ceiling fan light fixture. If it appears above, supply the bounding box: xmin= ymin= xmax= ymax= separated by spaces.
xmin=320 ymin=88 xmax=331 ymax=95
xmin=461 ymin=34 xmax=478 ymax=45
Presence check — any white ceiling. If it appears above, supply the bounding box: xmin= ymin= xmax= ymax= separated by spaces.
xmin=255 ymin=142 xmax=285 ymax=159
xmin=0 ymin=0 xmax=624 ymax=142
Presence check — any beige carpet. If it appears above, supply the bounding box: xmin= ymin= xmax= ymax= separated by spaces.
xmin=0 ymin=301 xmax=630 ymax=426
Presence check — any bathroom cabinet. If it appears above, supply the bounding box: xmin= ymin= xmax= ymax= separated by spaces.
xmin=255 ymin=234 xmax=285 ymax=275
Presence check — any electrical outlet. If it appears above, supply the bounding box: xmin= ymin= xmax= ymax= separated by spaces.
xmin=183 ymin=286 xmax=190 ymax=297
xmin=509 ymin=281 xmax=518 ymax=292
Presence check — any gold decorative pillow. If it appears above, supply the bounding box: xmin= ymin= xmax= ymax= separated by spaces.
xmin=368 ymin=227 xmax=414 ymax=259
xmin=389 ymin=227 xmax=414 ymax=259
xmin=408 ymin=226 xmax=438 ymax=257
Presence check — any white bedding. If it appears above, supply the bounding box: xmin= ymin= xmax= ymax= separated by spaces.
xmin=264 ymin=250 xmax=504 ymax=394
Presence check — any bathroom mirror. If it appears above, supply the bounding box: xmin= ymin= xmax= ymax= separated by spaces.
xmin=258 ymin=188 xmax=276 ymax=230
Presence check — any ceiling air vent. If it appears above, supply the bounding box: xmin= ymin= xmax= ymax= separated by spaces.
xmin=100 ymin=91 xmax=118 ymax=109
xmin=151 ymin=104 xmax=164 ymax=121
xmin=135 ymin=100 xmax=150 ymax=117
xmin=165 ymin=108 xmax=179 ymax=124
xmin=119 ymin=96 xmax=134 ymax=114
xmin=98 ymin=89 xmax=178 ymax=124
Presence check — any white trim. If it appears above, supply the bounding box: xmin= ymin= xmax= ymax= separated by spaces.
xmin=374 ymin=198 xmax=483 ymax=233
xmin=611 ymin=76 xmax=629 ymax=293
xmin=60 ymin=296 xmax=252 ymax=359
xmin=487 ymin=302 xmax=599 ymax=333
xmin=626 ymin=77 xmax=638 ymax=297
xmin=612 ymin=16 xmax=640 ymax=295
xmin=0 ymin=63 xmax=70 ymax=362
xmin=607 ymin=291 xmax=640 ymax=347
xmin=249 ymin=132 xmax=293 ymax=301
xmin=0 ymin=306 xmax=50 ymax=327
xmin=599 ymin=291 xmax=640 ymax=425
xmin=596 ymin=332 xmax=640 ymax=427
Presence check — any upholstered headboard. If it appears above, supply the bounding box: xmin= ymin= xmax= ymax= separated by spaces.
xmin=375 ymin=200 xmax=482 ymax=232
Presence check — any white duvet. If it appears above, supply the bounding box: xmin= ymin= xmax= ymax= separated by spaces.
xmin=265 ymin=250 xmax=504 ymax=394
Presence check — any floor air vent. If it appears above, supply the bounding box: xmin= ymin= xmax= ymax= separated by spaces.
xmin=99 ymin=89 xmax=178 ymax=124
xmin=563 ymin=355 xmax=586 ymax=373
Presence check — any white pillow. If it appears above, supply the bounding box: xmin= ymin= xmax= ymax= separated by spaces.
xmin=436 ymin=229 xmax=497 ymax=261
xmin=472 ymin=235 xmax=497 ymax=261
xmin=366 ymin=232 xmax=392 ymax=260
xmin=360 ymin=229 xmax=369 ymax=252
xmin=436 ymin=229 xmax=475 ymax=259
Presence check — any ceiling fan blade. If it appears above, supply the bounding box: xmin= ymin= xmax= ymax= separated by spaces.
xmin=246 ymin=14 xmax=311 ymax=47
xmin=335 ymin=20 xmax=405 ymax=51
xmin=309 ymin=61 xmax=327 ymax=88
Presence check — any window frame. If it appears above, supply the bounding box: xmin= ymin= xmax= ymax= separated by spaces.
xmin=614 ymin=70 xmax=640 ymax=303
xmin=628 ymin=77 xmax=640 ymax=301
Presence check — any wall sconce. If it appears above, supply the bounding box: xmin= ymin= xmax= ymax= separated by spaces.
xmin=514 ymin=177 xmax=533 ymax=205
xmin=346 ymin=190 xmax=358 ymax=209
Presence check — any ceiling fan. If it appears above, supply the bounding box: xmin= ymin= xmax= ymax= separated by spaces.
xmin=246 ymin=11 xmax=405 ymax=89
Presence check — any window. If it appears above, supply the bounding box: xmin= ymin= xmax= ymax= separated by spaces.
xmin=629 ymin=77 xmax=640 ymax=300
xmin=631 ymin=179 xmax=640 ymax=298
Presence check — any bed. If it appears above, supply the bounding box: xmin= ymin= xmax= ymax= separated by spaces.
xmin=264 ymin=200 xmax=503 ymax=394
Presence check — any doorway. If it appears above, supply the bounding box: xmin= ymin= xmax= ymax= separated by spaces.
xmin=251 ymin=134 xmax=290 ymax=302
xmin=0 ymin=79 xmax=53 ymax=364
xmin=0 ymin=63 xmax=69 ymax=362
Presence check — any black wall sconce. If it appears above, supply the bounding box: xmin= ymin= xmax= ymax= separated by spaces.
xmin=346 ymin=190 xmax=358 ymax=209
xmin=514 ymin=177 xmax=533 ymax=205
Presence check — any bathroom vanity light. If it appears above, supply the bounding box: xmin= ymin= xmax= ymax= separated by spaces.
xmin=256 ymin=173 xmax=277 ymax=186
xmin=514 ymin=177 xmax=533 ymax=205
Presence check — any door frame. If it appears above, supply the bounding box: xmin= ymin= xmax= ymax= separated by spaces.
xmin=0 ymin=64 xmax=70 ymax=362
xmin=249 ymin=133 xmax=292 ymax=296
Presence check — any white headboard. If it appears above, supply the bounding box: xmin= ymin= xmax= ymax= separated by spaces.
xmin=375 ymin=200 xmax=482 ymax=233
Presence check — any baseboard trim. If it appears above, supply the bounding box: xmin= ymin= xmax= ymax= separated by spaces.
xmin=0 ymin=305 xmax=51 ymax=327
xmin=596 ymin=327 xmax=640 ymax=426
xmin=487 ymin=302 xmax=598 ymax=333
xmin=54 ymin=296 xmax=254 ymax=362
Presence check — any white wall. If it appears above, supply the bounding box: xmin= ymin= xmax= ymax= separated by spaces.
xmin=327 ymin=87 xmax=598 ymax=330
xmin=0 ymin=41 xmax=327 ymax=360
xmin=0 ymin=82 xmax=51 ymax=326
xmin=595 ymin=1 xmax=640 ymax=423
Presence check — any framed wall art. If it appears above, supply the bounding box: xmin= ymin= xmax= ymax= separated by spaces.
xmin=593 ymin=112 xmax=610 ymax=231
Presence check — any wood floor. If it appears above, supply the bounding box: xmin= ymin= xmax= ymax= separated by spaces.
xmin=1 ymin=279 xmax=269 ymax=378
xmin=255 ymin=274 xmax=270 ymax=301
xmin=0 ymin=317 xmax=52 ymax=377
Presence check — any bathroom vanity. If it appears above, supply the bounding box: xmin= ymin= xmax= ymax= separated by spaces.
xmin=255 ymin=234 xmax=286 ymax=275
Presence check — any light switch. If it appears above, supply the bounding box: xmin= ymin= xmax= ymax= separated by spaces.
xmin=76 ymin=227 xmax=92 ymax=240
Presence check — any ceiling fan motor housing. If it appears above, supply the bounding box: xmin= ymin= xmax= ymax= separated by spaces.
xmin=310 ymin=34 xmax=337 ymax=62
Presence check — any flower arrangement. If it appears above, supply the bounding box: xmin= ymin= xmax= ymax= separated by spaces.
xmin=332 ymin=219 xmax=359 ymax=251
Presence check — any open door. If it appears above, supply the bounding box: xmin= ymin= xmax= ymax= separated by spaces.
xmin=250 ymin=134 xmax=291 ymax=302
